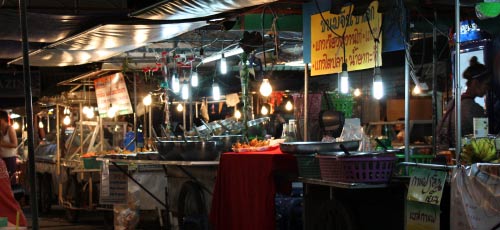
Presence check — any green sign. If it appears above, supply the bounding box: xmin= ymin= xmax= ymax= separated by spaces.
xmin=406 ymin=201 xmax=440 ymax=230
xmin=407 ymin=168 xmax=447 ymax=205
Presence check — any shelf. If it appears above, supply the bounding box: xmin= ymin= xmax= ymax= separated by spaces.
xmin=96 ymin=157 xmax=219 ymax=166
xmin=297 ymin=177 xmax=389 ymax=189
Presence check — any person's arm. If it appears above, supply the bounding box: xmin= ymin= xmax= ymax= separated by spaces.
xmin=0 ymin=126 xmax=18 ymax=148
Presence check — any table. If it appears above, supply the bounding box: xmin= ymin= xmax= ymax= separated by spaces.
xmin=209 ymin=149 xmax=298 ymax=230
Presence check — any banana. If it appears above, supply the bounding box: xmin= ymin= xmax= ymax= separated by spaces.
xmin=471 ymin=140 xmax=479 ymax=155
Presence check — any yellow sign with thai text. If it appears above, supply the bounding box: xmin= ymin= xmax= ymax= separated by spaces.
xmin=310 ymin=1 xmax=382 ymax=76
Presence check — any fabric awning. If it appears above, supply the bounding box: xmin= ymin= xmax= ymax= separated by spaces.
xmin=8 ymin=21 xmax=207 ymax=66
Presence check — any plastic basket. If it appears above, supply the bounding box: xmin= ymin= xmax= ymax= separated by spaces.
xmin=294 ymin=155 xmax=321 ymax=179
xmin=82 ymin=157 xmax=102 ymax=169
xmin=317 ymin=154 xmax=397 ymax=183
xmin=322 ymin=92 xmax=354 ymax=118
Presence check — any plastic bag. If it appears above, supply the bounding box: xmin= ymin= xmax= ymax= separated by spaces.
xmin=114 ymin=180 xmax=141 ymax=230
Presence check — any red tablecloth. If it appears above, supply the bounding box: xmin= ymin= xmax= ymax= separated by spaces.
xmin=209 ymin=149 xmax=298 ymax=230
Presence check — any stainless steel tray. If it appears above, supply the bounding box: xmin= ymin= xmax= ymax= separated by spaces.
xmin=279 ymin=141 xmax=360 ymax=154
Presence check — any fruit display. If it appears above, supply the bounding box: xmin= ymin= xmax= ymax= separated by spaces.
xmin=461 ymin=138 xmax=499 ymax=164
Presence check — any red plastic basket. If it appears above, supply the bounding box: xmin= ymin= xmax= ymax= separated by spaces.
xmin=317 ymin=154 xmax=397 ymax=183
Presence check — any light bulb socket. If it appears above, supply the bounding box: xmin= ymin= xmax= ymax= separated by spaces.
xmin=342 ymin=62 xmax=348 ymax=72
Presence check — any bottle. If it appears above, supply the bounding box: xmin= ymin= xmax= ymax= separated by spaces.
xmin=287 ymin=119 xmax=297 ymax=142
xmin=281 ymin=123 xmax=289 ymax=141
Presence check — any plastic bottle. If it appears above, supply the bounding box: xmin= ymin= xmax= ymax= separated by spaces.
xmin=287 ymin=119 xmax=297 ymax=142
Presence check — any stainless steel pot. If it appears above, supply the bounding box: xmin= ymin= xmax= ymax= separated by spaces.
xmin=210 ymin=135 xmax=244 ymax=153
xmin=279 ymin=140 xmax=360 ymax=154
xmin=156 ymin=140 xmax=218 ymax=161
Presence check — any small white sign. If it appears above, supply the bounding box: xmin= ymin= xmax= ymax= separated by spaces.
xmin=473 ymin=117 xmax=488 ymax=138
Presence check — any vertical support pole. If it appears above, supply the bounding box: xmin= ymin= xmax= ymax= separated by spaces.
xmin=304 ymin=64 xmax=309 ymax=141
xmin=432 ymin=10 xmax=438 ymax=155
xmin=80 ymin=103 xmax=84 ymax=156
xmin=56 ymin=105 xmax=63 ymax=204
xmin=19 ymin=0 xmax=39 ymax=227
xmin=455 ymin=0 xmax=462 ymax=160
xmin=404 ymin=4 xmax=410 ymax=163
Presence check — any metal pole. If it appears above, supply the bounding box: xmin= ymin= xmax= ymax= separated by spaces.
xmin=19 ymin=0 xmax=39 ymax=227
xmin=432 ymin=9 xmax=438 ymax=155
xmin=304 ymin=63 xmax=309 ymax=141
xmin=404 ymin=6 xmax=410 ymax=163
xmin=134 ymin=73 xmax=138 ymax=150
xmin=56 ymin=105 xmax=63 ymax=205
xmin=455 ymin=0 xmax=462 ymax=160
xmin=183 ymin=102 xmax=186 ymax=137
xmin=148 ymin=106 xmax=152 ymax=139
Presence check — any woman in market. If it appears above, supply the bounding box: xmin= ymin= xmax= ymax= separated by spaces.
xmin=438 ymin=56 xmax=491 ymax=148
xmin=0 ymin=110 xmax=18 ymax=179
xmin=0 ymin=159 xmax=27 ymax=227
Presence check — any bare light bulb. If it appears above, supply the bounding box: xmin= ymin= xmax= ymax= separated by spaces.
xmin=234 ymin=110 xmax=241 ymax=120
xmin=176 ymin=103 xmax=184 ymax=112
xmin=143 ymin=94 xmax=152 ymax=106
xmin=212 ymin=83 xmax=221 ymax=101
xmin=353 ymin=88 xmax=362 ymax=97
xmin=181 ymin=82 xmax=189 ymax=100
xmin=172 ymin=73 xmax=180 ymax=93
xmin=259 ymin=78 xmax=272 ymax=97
xmin=191 ymin=71 xmax=199 ymax=87
xmin=83 ymin=106 xmax=90 ymax=114
xmin=261 ymin=105 xmax=269 ymax=115
xmin=285 ymin=101 xmax=293 ymax=111
xmin=372 ymin=67 xmax=384 ymax=100
xmin=107 ymin=104 xmax=117 ymax=118
xmin=38 ymin=121 xmax=44 ymax=129
xmin=13 ymin=122 xmax=19 ymax=130
xmin=413 ymin=85 xmax=421 ymax=95
xmin=63 ymin=115 xmax=71 ymax=125
xmin=86 ymin=109 xmax=95 ymax=119
xmin=220 ymin=53 xmax=227 ymax=74
xmin=340 ymin=62 xmax=349 ymax=94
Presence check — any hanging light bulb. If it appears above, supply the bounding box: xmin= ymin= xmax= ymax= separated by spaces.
xmin=63 ymin=115 xmax=71 ymax=125
xmin=372 ymin=67 xmax=384 ymax=100
xmin=83 ymin=106 xmax=90 ymax=115
xmin=172 ymin=72 xmax=180 ymax=93
xmin=340 ymin=63 xmax=349 ymax=94
xmin=191 ymin=71 xmax=199 ymax=87
xmin=413 ymin=85 xmax=421 ymax=95
xmin=212 ymin=82 xmax=221 ymax=100
xmin=259 ymin=78 xmax=273 ymax=97
xmin=261 ymin=105 xmax=269 ymax=115
xmin=86 ymin=108 xmax=95 ymax=119
xmin=220 ymin=53 xmax=227 ymax=74
xmin=285 ymin=100 xmax=293 ymax=111
xmin=12 ymin=122 xmax=19 ymax=130
xmin=38 ymin=118 xmax=44 ymax=129
xmin=234 ymin=109 xmax=242 ymax=120
xmin=143 ymin=94 xmax=152 ymax=106
xmin=353 ymin=88 xmax=362 ymax=97
xmin=176 ymin=103 xmax=184 ymax=112
xmin=107 ymin=104 xmax=116 ymax=118
xmin=181 ymin=81 xmax=189 ymax=100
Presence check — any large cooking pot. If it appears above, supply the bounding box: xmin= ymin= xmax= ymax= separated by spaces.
xmin=247 ymin=117 xmax=270 ymax=137
xmin=156 ymin=140 xmax=218 ymax=161
xmin=210 ymin=135 xmax=244 ymax=153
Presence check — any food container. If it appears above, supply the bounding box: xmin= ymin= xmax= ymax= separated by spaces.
xmin=82 ymin=157 xmax=102 ymax=169
xmin=280 ymin=141 xmax=360 ymax=155
xmin=317 ymin=152 xmax=397 ymax=183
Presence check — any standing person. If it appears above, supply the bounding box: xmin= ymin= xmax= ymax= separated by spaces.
xmin=0 ymin=110 xmax=18 ymax=178
xmin=0 ymin=159 xmax=27 ymax=227
xmin=438 ymin=56 xmax=491 ymax=148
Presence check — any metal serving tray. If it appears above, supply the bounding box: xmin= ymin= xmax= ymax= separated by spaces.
xmin=279 ymin=140 xmax=360 ymax=155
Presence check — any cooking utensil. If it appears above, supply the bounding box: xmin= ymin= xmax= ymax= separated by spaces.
xmin=339 ymin=144 xmax=351 ymax=156
xmin=280 ymin=140 xmax=360 ymax=154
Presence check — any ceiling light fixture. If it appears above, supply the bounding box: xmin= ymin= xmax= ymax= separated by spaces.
xmin=340 ymin=62 xmax=349 ymax=94
xmin=191 ymin=70 xmax=199 ymax=87
xmin=353 ymin=88 xmax=362 ymax=97
xmin=181 ymin=81 xmax=189 ymax=100
xmin=201 ymin=48 xmax=244 ymax=64
xmin=220 ymin=53 xmax=227 ymax=74
xmin=212 ymin=82 xmax=221 ymax=101
xmin=285 ymin=100 xmax=293 ymax=111
xmin=372 ymin=67 xmax=384 ymax=100
xmin=172 ymin=72 xmax=180 ymax=93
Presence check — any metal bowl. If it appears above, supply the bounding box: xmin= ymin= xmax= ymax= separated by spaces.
xmin=156 ymin=140 xmax=219 ymax=161
xmin=210 ymin=135 xmax=245 ymax=153
xmin=279 ymin=141 xmax=360 ymax=154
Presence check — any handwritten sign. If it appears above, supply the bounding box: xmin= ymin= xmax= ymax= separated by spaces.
xmin=406 ymin=201 xmax=440 ymax=230
xmin=94 ymin=72 xmax=133 ymax=118
xmin=407 ymin=168 xmax=447 ymax=205
xmin=310 ymin=1 xmax=382 ymax=76
xmin=100 ymin=164 xmax=128 ymax=204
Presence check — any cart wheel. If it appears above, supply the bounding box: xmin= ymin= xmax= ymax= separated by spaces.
xmin=37 ymin=173 xmax=52 ymax=214
xmin=314 ymin=199 xmax=357 ymax=230
xmin=177 ymin=181 xmax=207 ymax=230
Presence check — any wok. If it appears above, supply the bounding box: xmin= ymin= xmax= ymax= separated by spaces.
xmin=280 ymin=140 xmax=360 ymax=154
xmin=156 ymin=140 xmax=218 ymax=161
